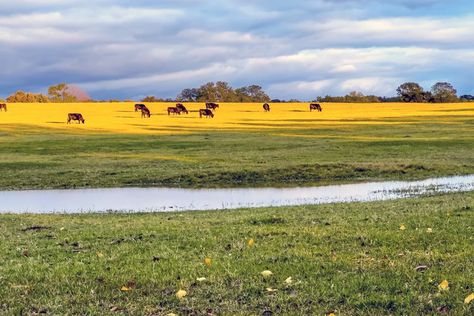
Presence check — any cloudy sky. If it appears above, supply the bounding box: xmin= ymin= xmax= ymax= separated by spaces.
xmin=1 ymin=0 xmax=473 ymax=100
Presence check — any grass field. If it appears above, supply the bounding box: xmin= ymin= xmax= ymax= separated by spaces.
xmin=1 ymin=192 xmax=473 ymax=315
xmin=0 ymin=102 xmax=473 ymax=190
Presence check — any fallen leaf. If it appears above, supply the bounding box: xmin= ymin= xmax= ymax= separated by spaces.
xmin=327 ymin=313 xmax=336 ymax=316
xmin=284 ymin=277 xmax=293 ymax=284
xmin=204 ymin=258 xmax=212 ymax=266
xmin=120 ymin=286 xmax=131 ymax=292
xmin=465 ymin=293 xmax=474 ymax=304
xmin=248 ymin=238 xmax=255 ymax=247
xmin=266 ymin=287 xmax=277 ymax=293
xmin=196 ymin=277 xmax=207 ymax=282
xmin=261 ymin=270 xmax=273 ymax=277
xmin=96 ymin=252 xmax=104 ymax=258
xmin=166 ymin=314 xmax=177 ymax=316
xmin=176 ymin=289 xmax=187 ymax=299
xmin=399 ymin=224 xmax=406 ymax=231
xmin=438 ymin=280 xmax=449 ymax=291
xmin=426 ymin=228 xmax=433 ymax=233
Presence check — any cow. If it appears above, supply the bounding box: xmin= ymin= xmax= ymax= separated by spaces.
xmin=67 ymin=113 xmax=85 ymax=124
xmin=141 ymin=107 xmax=151 ymax=118
xmin=0 ymin=103 xmax=6 ymax=112
xmin=206 ymin=102 xmax=219 ymax=111
xmin=199 ymin=109 xmax=214 ymax=118
xmin=263 ymin=103 xmax=270 ymax=112
xmin=176 ymin=103 xmax=189 ymax=114
xmin=310 ymin=103 xmax=322 ymax=112
xmin=134 ymin=104 xmax=146 ymax=112
xmin=167 ymin=107 xmax=181 ymax=115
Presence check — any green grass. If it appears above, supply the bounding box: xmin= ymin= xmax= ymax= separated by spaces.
xmin=0 ymin=114 xmax=473 ymax=190
xmin=1 ymin=192 xmax=473 ymax=315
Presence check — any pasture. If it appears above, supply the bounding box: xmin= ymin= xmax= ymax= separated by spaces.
xmin=0 ymin=102 xmax=473 ymax=190
xmin=0 ymin=192 xmax=473 ymax=315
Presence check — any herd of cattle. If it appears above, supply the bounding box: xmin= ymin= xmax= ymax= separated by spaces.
xmin=0 ymin=102 xmax=323 ymax=124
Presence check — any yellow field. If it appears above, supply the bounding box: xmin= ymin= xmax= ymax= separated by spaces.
xmin=0 ymin=102 xmax=473 ymax=135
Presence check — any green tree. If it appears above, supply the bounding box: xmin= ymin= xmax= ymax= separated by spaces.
xmin=48 ymin=83 xmax=78 ymax=102
xmin=431 ymin=82 xmax=458 ymax=103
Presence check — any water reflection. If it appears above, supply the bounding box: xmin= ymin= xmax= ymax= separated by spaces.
xmin=0 ymin=175 xmax=473 ymax=214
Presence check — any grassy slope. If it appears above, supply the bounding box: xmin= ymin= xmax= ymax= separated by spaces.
xmin=0 ymin=114 xmax=473 ymax=190
xmin=1 ymin=192 xmax=473 ymax=315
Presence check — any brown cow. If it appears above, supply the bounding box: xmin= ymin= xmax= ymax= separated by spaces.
xmin=0 ymin=103 xmax=6 ymax=112
xmin=263 ymin=103 xmax=270 ymax=112
xmin=199 ymin=109 xmax=214 ymax=118
xmin=167 ymin=107 xmax=181 ymax=115
xmin=310 ymin=103 xmax=322 ymax=112
xmin=206 ymin=102 xmax=219 ymax=111
xmin=176 ymin=103 xmax=189 ymax=114
xmin=67 ymin=113 xmax=85 ymax=124
xmin=141 ymin=107 xmax=151 ymax=118
xmin=135 ymin=104 xmax=146 ymax=112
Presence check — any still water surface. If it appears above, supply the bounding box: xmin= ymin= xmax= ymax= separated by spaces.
xmin=0 ymin=175 xmax=473 ymax=214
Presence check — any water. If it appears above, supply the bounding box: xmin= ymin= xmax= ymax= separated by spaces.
xmin=0 ymin=175 xmax=473 ymax=214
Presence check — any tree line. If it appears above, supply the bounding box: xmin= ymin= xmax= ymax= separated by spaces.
xmin=1 ymin=81 xmax=472 ymax=103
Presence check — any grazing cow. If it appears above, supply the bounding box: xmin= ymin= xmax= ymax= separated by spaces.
xmin=67 ymin=113 xmax=85 ymax=124
xmin=167 ymin=107 xmax=181 ymax=115
xmin=0 ymin=103 xmax=6 ymax=112
xmin=135 ymin=104 xmax=146 ymax=112
xmin=206 ymin=102 xmax=219 ymax=111
xmin=310 ymin=103 xmax=322 ymax=112
xmin=176 ymin=103 xmax=189 ymax=114
xmin=263 ymin=103 xmax=270 ymax=112
xmin=141 ymin=107 xmax=151 ymax=118
xmin=199 ymin=109 xmax=214 ymax=118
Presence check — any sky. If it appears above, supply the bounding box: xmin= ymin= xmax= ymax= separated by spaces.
xmin=1 ymin=0 xmax=474 ymax=100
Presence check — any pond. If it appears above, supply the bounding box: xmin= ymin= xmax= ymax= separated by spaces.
xmin=0 ymin=175 xmax=473 ymax=214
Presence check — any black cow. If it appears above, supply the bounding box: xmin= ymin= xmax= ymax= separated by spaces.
xmin=141 ymin=107 xmax=151 ymax=118
xmin=167 ymin=107 xmax=181 ymax=115
xmin=176 ymin=103 xmax=189 ymax=114
xmin=135 ymin=104 xmax=147 ymax=112
xmin=206 ymin=102 xmax=219 ymax=111
xmin=263 ymin=103 xmax=270 ymax=112
xmin=199 ymin=109 xmax=214 ymax=118
xmin=67 ymin=113 xmax=85 ymax=124
xmin=310 ymin=103 xmax=322 ymax=112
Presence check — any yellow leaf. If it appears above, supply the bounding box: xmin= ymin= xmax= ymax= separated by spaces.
xmin=166 ymin=314 xmax=177 ymax=316
xmin=196 ymin=277 xmax=207 ymax=282
xmin=266 ymin=287 xmax=277 ymax=293
xmin=247 ymin=238 xmax=255 ymax=247
xmin=399 ymin=224 xmax=406 ymax=231
xmin=438 ymin=280 xmax=449 ymax=291
xmin=328 ymin=313 xmax=336 ymax=316
xmin=204 ymin=258 xmax=212 ymax=266
xmin=261 ymin=270 xmax=273 ymax=277
xmin=96 ymin=252 xmax=104 ymax=258
xmin=176 ymin=289 xmax=187 ymax=299
xmin=464 ymin=293 xmax=474 ymax=304
xmin=120 ymin=286 xmax=131 ymax=292
xmin=284 ymin=277 xmax=293 ymax=284
xmin=426 ymin=228 xmax=433 ymax=233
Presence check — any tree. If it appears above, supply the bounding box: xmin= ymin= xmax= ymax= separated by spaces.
xmin=396 ymin=82 xmax=427 ymax=102
xmin=177 ymin=88 xmax=199 ymax=102
xmin=141 ymin=96 xmax=163 ymax=102
xmin=48 ymin=83 xmax=78 ymax=102
xmin=6 ymin=91 xmax=49 ymax=103
xmin=431 ymin=82 xmax=458 ymax=103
